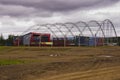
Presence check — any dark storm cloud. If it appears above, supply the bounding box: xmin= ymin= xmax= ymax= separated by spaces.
xmin=0 ymin=0 xmax=119 ymax=17
xmin=0 ymin=0 xmax=119 ymax=11
xmin=0 ymin=3 xmax=53 ymax=17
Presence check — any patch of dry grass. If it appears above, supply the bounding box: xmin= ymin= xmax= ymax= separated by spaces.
xmin=0 ymin=46 xmax=120 ymax=80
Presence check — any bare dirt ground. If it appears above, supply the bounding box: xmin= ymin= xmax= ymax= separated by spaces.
xmin=0 ymin=46 xmax=120 ymax=80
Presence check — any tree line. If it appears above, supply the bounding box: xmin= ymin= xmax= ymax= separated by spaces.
xmin=0 ymin=34 xmax=15 ymax=46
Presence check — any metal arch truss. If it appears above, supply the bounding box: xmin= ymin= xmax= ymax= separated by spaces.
xmin=23 ymin=19 xmax=118 ymax=46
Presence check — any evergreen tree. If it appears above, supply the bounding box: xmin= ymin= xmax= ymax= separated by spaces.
xmin=6 ymin=35 xmax=14 ymax=46
xmin=0 ymin=34 xmax=5 ymax=46
xmin=118 ymin=37 xmax=120 ymax=46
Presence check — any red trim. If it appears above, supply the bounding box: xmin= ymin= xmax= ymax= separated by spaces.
xmin=29 ymin=32 xmax=51 ymax=46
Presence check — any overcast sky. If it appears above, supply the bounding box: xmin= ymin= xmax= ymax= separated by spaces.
xmin=0 ymin=0 xmax=120 ymax=38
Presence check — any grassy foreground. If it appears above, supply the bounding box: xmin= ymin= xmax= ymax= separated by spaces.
xmin=0 ymin=46 xmax=120 ymax=80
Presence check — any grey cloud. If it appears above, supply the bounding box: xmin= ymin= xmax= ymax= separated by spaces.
xmin=0 ymin=4 xmax=37 ymax=17
xmin=0 ymin=3 xmax=53 ymax=17
xmin=0 ymin=0 xmax=119 ymax=17
xmin=0 ymin=0 xmax=119 ymax=12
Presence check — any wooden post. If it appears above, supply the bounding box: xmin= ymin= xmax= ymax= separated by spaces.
xmin=17 ymin=37 xmax=20 ymax=47
xmin=95 ymin=34 xmax=97 ymax=47
xmin=79 ymin=34 xmax=80 ymax=47
xmin=64 ymin=35 xmax=66 ymax=47
xmin=39 ymin=34 xmax=42 ymax=47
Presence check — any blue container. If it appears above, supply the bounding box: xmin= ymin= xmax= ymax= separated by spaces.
xmin=89 ymin=37 xmax=95 ymax=46
xmin=89 ymin=37 xmax=102 ymax=46
xmin=75 ymin=36 xmax=89 ymax=46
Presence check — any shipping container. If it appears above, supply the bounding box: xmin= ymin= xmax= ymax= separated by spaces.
xmin=53 ymin=37 xmax=75 ymax=46
xmin=23 ymin=32 xmax=51 ymax=46
xmin=13 ymin=36 xmax=23 ymax=46
xmin=97 ymin=38 xmax=104 ymax=46
xmin=89 ymin=37 xmax=95 ymax=46
xmin=89 ymin=37 xmax=104 ymax=46
xmin=75 ymin=36 xmax=89 ymax=46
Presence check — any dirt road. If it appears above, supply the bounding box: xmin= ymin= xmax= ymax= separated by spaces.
xmin=38 ymin=66 xmax=120 ymax=80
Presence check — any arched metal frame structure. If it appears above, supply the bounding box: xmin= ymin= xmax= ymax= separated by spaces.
xmin=101 ymin=19 xmax=118 ymax=45
xmin=22 ymin=19 xmax=118 ymax=47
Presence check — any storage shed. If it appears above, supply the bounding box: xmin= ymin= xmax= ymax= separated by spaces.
xmin=23 ymin=32 xmax=51 ymax=46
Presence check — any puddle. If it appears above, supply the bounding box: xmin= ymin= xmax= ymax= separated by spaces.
xmin=98 ymin=55 xmax=114 ymax=58
xmin=49 ymin=54 xmax=59 ymax=57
